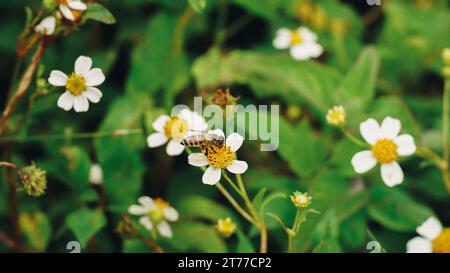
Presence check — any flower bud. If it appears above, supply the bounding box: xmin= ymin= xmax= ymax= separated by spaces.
xmin=19 ymin=163 xmax=47 ymax=197
xmin=290 ymin=191 xmax=312 ymax=208
xmin=216 ymin=217 xmax=237 ymax=238
xmin=326 ymin=105 xmax=347 ymax=127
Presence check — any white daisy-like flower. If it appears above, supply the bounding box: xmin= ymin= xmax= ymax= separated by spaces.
xmin=34 ymin=16 xmax=56 ymax=36
xmin=406 ymin=216 xmax=450 ymax=253
xmin=128 ymin=196 xmax=179 ymax=238
xmin=89 ymin=164 xmax=103 ymax=185
xmin=147 ymin=109 xmax=207 ymax=156
xmin=48 ymin=55 xmax=105 ymax=112
xmin=58 ymin=0 xmax=87 ymax=21
xmin=188 ymin=129 xmax=248 ymax=185
xmin=351 ymin=117 xmax=416 ymax=187
xmin=273 ymin=27 xmax=323 ymax=61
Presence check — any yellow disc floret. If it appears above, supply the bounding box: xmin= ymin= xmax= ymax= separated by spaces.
xmin=66 ymin=73 xmax=87 ymax=96
xmin=148 ymin=198 xmax=170 ymax=223
xmin=164 ymin=117 xmax=188 ymax=140
xmin=206 ymin=145 xmax=235 ymax=169
xmin=290 ymin=31 xmax=303 ymax=45
xmin=216 ymin=217 xmax=237 ymax=238
xmin=432 ymin=228 xmax=450 ymax=253
xmin=371 ymin=139 xmax=398 ymax=164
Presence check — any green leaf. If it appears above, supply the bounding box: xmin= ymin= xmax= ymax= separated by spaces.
xmin=20 ymin=212 xmax=51 ymax=251
xmin=188 ymin=0 xmax=207 ymax=13
xmin=236 ymin=228 xmax=255 ymax=253
xmin=368 ymin=186 xmax=434 ymax=232
xmin=192 ymin=49 xmax=341 ymax=113
xmin=82 ymin=3 xmax=116 ymax=25
xmin=312 ymin=211 xmax=341 ymax=253
xmin=340 ymin=211 xmax=367 ymax=250
xmin=278 ymin=119 xmax=327 ymax=178
xmin=266 ymin=212 xmax=287 ymax=230
xmin=176 ymin=195 xmax=238 ymax=224
xmin=259 ymin=192 xmax=287 ymax=216
xmin=251 ymin=187 xmax=267 ymax=212
xmin=169 ymin=221 xmax=227 ymax=253
xmin=66 ymin=208 xmax=106 ymax=248
xmin=335 ymin=47 xmax=380 ymax=113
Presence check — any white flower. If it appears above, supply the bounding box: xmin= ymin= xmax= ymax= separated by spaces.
xmin=89 ymin=164 xmax=103 ymax=185
xmin=59 ymin=0 xmax=87 ymax=21
xmin=351 ymin=117 xmax=416 ymax=187
xmin=128 ymin=196 xmax=179 ymax=238
xmin=188 ymin=129 xmax=248 ymax=185
xmin=147 ymin=109 xmax=207 ymax=156
xmin=273 ymin=27 xmax=323 ymax=61
xmin=34 ymin=16 xmax=56 ymax=36
xmin=49 ymin=55 xmax=105 ymax=112
xmin=406 ymin=217 xmax=450 ymax=253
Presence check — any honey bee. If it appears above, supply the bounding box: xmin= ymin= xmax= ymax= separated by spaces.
xmin=181 ymin=132 xmax=225 ymax=154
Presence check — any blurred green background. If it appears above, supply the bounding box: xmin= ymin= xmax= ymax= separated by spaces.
xmin=0 ymin=0 xmax=449 ymax=253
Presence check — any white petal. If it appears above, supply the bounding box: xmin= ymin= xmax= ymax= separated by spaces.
xmin=49 ymin=70 xmax=68 ymax=86
xmin=298 ymin=27 xmax=317 ymax=43
xmin=147 ymin=132 xmax=168 ymax=148
xmin=188 ymin=153 xmax=208 ymax=167
xmin=226 ymin=133 xmax=244 ymax=152
xmin=394 ymin=134 xmax=416 ymax=156
xmin=57 ymin=92 xmax=74 ymax=111
xmin=406 ymin=237 xmax=432 ymax=253
xmin=227 ymin=160 xmax=248 ymax=174
xmin=68 ymin=0 xmax=87 ymax=10
xmin=207 ymin=129 xmax=225 ymax=138
xmin=381 ymin=117 xmax=401 ymax=139
xmin=181 ymin=110 xmax=207 ymax=132
xmin=85 ymin=68 xmax=105 ymax=86
xmin=351 ymin=150 xmax=377 ymax=174
xmin=139 ymin=216 xmax=153 ymax=231
xmin=163 ymin=207 xmax=179 ymax=222
xmin=166 ymin=139 xmax=185 ymax=156
xmin=202 ymin=166 xmax=221 ymax=185
xmin=73 ymin=94 xmax=89 ymax=112
xmin=84 ymin=87 xmax=102 ymax=103
xmin=74 ymin=56 xmax=92 ymax=76
xmin=128 ymin=205 xmax=147 ymax=215
xmin=152 ymin=115 xmax=170 ymax=132
xmin=59 ymin=4 xmax=75 ymax=21
xmin=273 ymin=28 xmax=292 ymax=49
xmin=138 ymin=196 xmax=156 ymax=210
xmin=380 ymin=162 xmax=404 ymax=187
xmin=360 ymin=118 xmax=381 ymax=145
xmin=156 ymin=221 xmax=172 ymax=238
xmin=290 ymin=45 xmax=313 ymax=61
xmin=416 ymin=217 xmax=443 ymax=241
xmin=89 ymin=164 xmax=103 ymax=185
xmin=35 ymin=16 xmax=56 ymax=35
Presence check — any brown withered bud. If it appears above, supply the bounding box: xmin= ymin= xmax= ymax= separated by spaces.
xmin=115 ymin=214 xmax=139 ymax=239
xmin=211 ymin=88 xmax=240 ymax=107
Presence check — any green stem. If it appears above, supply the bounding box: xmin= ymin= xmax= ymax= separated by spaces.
xmin=0 ymin=128 xmax=144 ymax=143
xmin=215 ymin=183 xmax=255 ymax=225
xmin=340 ymin=127 xmax=368 ymax=148
xmin=222 ymin=170 xmax=244 ymax=198
xmin=442 ymin=79 xmax=450 ymax=191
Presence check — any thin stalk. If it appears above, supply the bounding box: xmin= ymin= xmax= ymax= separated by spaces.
xmin=222 ymin=170 xmax=244 ymax=198
xmin=216 ymin=183 xmax=255 ymax=225
xmin=340 ymin=127 xmax=367 ymax=147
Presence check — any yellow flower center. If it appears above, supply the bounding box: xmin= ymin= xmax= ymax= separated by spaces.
xmin=206 ymin=145 xmax=235 ymax=169
xmin=164 ymin=117 xmax=188 ymax=140
xmin=432 ymin=228 xmax=450 ymax=253
xmin=371 ymin=139 xmax=398 ymax=164
xmin=148 ymin=198 xmax=170 ymax=223
xmin=217 ymin=218 xmax=236 ymax=238
xmin=290 ymin=31 xmax=303 ymax=45
xmin=326 ymin=106 xmax=346 ymax=126
xmin=66 ymin=73 xmax=87 ymax=96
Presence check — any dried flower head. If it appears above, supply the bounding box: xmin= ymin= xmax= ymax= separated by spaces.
xmin=116 ymin=214 xmax=139 ymax=239
xmin=211 ymin=88 xmax=240 ymax=108
xmin=19 ymin=163 xmax=47 ymax=197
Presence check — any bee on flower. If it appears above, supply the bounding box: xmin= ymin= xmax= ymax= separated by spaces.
xmin=407 ymin=217 xmax=450 ymax=253
xmin=216 ymin=217 xmax=237 ymax=238
xmin=147 ymin=109 xmax=207 ymax=156
xmin=48 ymin=55 xmax=105 ymax=112
xmin=326 ymin=105 xmax=347 ymax=127
xmin=34 ymin=16 xmax=56 ymax=36
xmin=273 ymin=27 xmax=323 ymax=61
xmin=128 ymin=196 xmax=179 ymax=238
xmin=351 ymin=117 xmax=416 ymax=187
xmin=188 ymin=129 xmax=248 ymax=185
xmin=58 ymin=0 xmax=87 ymax=22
